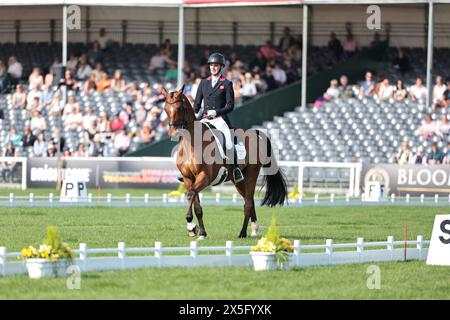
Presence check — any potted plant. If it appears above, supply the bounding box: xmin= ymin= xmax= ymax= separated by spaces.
xmin=20 ymin=226 xmax=75 ymax=279
xmin=250 ymin=216 xmax=294 ymax=271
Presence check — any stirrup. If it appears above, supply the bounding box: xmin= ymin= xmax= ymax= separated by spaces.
xmin=233 ymin=167 xmax=244 ymax=183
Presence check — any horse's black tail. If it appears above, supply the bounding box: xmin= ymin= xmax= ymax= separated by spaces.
xmin=258 ymin=131 xmax=288 ymax=207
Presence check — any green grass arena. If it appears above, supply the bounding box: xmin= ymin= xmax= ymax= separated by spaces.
xmin=0 ymin=189 xmax=449 ymax=299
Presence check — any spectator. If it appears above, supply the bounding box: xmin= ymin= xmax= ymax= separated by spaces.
xmin=111 ymin=114 xmax=125 ymax=132
xmin=111 ymin=70 xmax=125 ymax=92
xmin=51 ymin=129 xmax=65 ymax=152
xmin=113 ymin=129 xmax=131 ymax=156
xmin=83 ymin=106 xmax=97 ymax=130
xmin=415 ymin=114 xmax=436 ymax=140
xmin=64 ymin=69 xmax=78 ymax=91
xmin=63 ymin=95 xmax=80 ymax=117
xmin=30 ymin=111 xmax=47 ymax=136
xmin=411 ymin=146 xmax=427 ymax=164
xmin=89 ymin=134 xmax=108 ymax=157
xmin=49 ymin=90 xmax=63 ymax=116
xmin=96 ymin=72 xmax=111 ymax=92
xmin=433 ymin=76 xmax=446 ymax=103
xmin=149 ymin=48 xmax=174 ymax=73
xmin=253 ymin=72 xmax=268 ymax=93
xmin=260 ymin=40 xmax=282 ymax=60
xmin=279 ymin=27 xmax=295 ymax=51
xmin=46 ymin=144 xmax=56 ymax=157
xmin=427 ymin=142 xmax=444 ymax=165
xmin=314 ymin=79 xmax=339 ymax=108
xmin=0 ymin=59 xmax=7 ymax=93
xmin=396 ymin=142 xmax=411 ymax=165
xmin=359 ymin=72 xmax=375 ymax=96
xmin=249 ymin=51 xmax=267 ymax=73
xmin=26 ymin=84 xmax=42 ymax=110
xmin=87 ymin=41 xmax=104 ymax=66
xmin=443 ymin=142 xmax=450 ymax=164
xmin=66 ymin=54 xmax=78 ymax=72
xmin=21 ymin=127 xmax=36 ymax=148
xmin=370 ymin=32 xmax=382 ymax=47
xmin=240 ymin=72 xmax=258 ymax=103
xmin=3 ymin=127 xmax=22 ymax=148
xmin=377 ymin=78 xmax=394 ymax=101
xmin=328 ymin=32 xmax=343 ymax=60
xmin=40 ymin=83 xmax=54 ymax=109
xmin=343 ymin=34 xmax=357 ymax=58
xmin=436 ymin=114 xmax=450 ymax=140
xmin=139 ymin=126 xmax=155 ymax=144
xmin=165 ymin=63 xmax=178 ymax=82
xmin=392 ymin=49 xmax=411 ymax=74
xmin=11 ymin=84 xmax=26 ymax=109
xmin=74 ymin=143 xmax=88 ymax=157
xmin=2 ymin=141 xmax=18 ymax=182
xmin=33 ymin=133 xmax=47 ymax=157
xmin=28 ymin=67 xmax=44 ymax=89
xmin=288 ymin=42 xmax=301 ymax=63
xmin=135 ymin=102 xmax=147 ymax=126
xmin=96 ymin=28 xmax=111 ymax=51
xmin=161 ymin=38 xmax=173 ymax=58
xmin=338 ymin=75 xmax=353 ymax=98
xmin=263 ymin=66 xmax=278 ymax=92
xmin=393 ymin=79 xmax=407 ymax=101
xmin=98 ymin=112 xmax=111 ymax=133
xmin=442 ymin=81 xmax=450 ymax=108
xmin=83 ymin=74 xmax=97 ymax=96
xmin=7 ymin=56 xmax=23 ymax=90
xmin=76 ymin=56 xmax=92 ymax=81
xmin=409 ymin=77 xmax=427 ymax=102
xmin=64 ymin=106 xmax=83 ymax=130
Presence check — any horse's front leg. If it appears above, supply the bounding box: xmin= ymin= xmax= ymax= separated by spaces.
xmin=184 ymin=178 xmax=197 ymax=237
xmin=191 ymin=172 xmax=210 ymax=240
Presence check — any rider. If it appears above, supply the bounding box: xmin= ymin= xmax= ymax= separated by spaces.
xmin=193 ymin=52 xmax=244 ymax=183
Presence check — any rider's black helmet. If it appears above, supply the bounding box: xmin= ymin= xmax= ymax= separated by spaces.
xmin=207 ymin=52 xmax=226 ymax=66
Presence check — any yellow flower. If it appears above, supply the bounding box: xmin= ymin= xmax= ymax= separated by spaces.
xmin=50 ymin=253 xmax=59 ymax=262
xmin=21 ymin=248 xmax=27 ymax=256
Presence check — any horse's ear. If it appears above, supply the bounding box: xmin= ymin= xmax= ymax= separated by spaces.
xmin=177 ymin=84 xmax=185 ymax=95
xmin=161 ymin=86 xmax=169 ymax=98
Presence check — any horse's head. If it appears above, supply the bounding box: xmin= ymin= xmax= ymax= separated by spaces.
xmin=161 ymin=85 xmax=194 ymax=138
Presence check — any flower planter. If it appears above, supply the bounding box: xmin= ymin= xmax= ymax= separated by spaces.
xmin=250 ymin=252 xmax=293 ymax=271
xmin=25 ymin=259 xmax=71 ymax=279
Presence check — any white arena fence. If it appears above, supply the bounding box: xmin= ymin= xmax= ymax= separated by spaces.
xmin=0 ymin=192 xmax=449 ymax=207
xmin=0 ymin=236 xmax=429 ymax=276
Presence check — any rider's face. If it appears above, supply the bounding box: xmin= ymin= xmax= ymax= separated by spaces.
xmin=209 ymin=63 xmax=221 ymax=76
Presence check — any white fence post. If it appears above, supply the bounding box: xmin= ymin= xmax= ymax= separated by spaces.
xmin=155 ymin=242 xmax=162 ymax=267
xmin=190 ymin=241 xmax=198 ymax=266
xmin=162 ymin=194 xmax=167 ymax=203
xmin=416 ymin=235 xmax=423 ymax=260
xmin=346 ymin=193 xmax=350 ymax=203
xmin=298 ymin=195 xmax=302 ymax=204
xmin=126 ymin=193 xmax=131 ymax=205
xmin=420 ymin=194 xmax=424 ymax=203
xmin=357 ymin=237 xmax=364 ymax=263
xmin=0 ymin=247 xmax=6 ymax=276
xmin=29 ymin=193 xmax=34 ymax=203
xmin=330 ymin=194 xmax=335 ymax=203
xmin=435 ymin=194 xmax=439 ymax=203
xmin=216 ymin=193 xmax=220 ymax=203
xmin=226 ymin=241 xmax=233 ymax=266
xmin=49 ymin=193 xmax=54 ymax=204
xmin=326 ymin=239 xmax=333 ymax=264
xmin=144 ymin=193 xmax=149 ymax=204
xmin=118 ymin=242 xmax=126 ymax=269
xmin=448 ymin=194 xmax=450 ymax=203
xmin=387 ymin=236 xmax=394 ymax=260
xmin=293 ymin=240 xmax=300 ymax=267
xmin=406 ymin=194 xmax=410 ymax=203
xmin=9 ymin=193 xmax=14 ymax=206
xmin=391 ymin=194 xmax=395 ymax=203
xmin=199 ymin=193 xmax=203 ymax=202
xmin=314 ymin=194 xmax=319 ymax=203
xmin=107 ymin=193 xmax=112 ymax=204
xmin=180 ymin=193 xmax=185 ymax=203
xmin=88 ymin=193 xmax=92 ymax=204
xmin=79 ymin=243 xmax=88 ymax=271
xmin=232 ymin=193 xmax=237 ymax=203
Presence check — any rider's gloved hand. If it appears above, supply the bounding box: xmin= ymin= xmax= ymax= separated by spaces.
xmin=207 ymin=110 xmax=217 ymax=119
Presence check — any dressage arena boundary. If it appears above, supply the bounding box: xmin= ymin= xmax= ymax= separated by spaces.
xmin=0 ymin=236 xmax=429 ymax=276
xmin=0 ymin=192 xmax=449 ymax=207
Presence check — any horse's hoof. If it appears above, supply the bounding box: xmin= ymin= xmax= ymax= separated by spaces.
xmin=187 ymin=225 xmax=198 ymax=237
xmin=197 ymin=236 xmax=206 ymax=241
xmin=238 ymin=233 xmax=247 ymax=238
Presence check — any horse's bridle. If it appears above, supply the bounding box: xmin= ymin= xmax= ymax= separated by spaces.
xmin=166 ymin=97 xmax=188 ymax=129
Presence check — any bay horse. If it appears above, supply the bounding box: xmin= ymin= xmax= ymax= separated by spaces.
xmin=161 ymin=85 xmax=287 ymax=239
